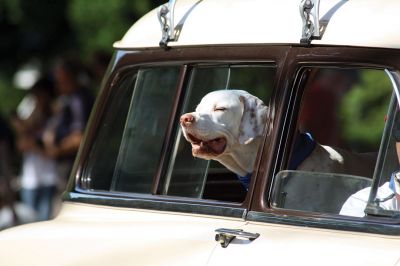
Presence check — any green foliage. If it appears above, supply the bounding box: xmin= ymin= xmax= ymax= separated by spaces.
xmin=1 ymin=0 xmax=73 ymax=66
xmin=2 ymin=0 xmax=23 ymax=24
xmin=68 ymin=0 xmax=160 ymax=57
xmin=68 ymin=0 xmax=129 ymax=55
xmin=339 ymin=70 xmax=393 ymax=149
xmin=0 ymin=76 xmax=25 ymax=116
xmin=0 ymin=0 xmax=162 ymax=117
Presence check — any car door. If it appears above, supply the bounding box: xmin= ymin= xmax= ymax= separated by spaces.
xmin=67 ymin=60 xmax=279 ymax=265
xmin=208 ymin=47 xmax=400 ymax=265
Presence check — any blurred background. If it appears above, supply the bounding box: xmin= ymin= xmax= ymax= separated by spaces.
xmin=0 ymin=0 xmax=164 ymax=229
xmin=0 ymin=0 xmax=165 ymax=114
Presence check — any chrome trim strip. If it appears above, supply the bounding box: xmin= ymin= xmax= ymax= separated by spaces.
xmin=247 ymin=211 xmax=400 ymax=235
xmin=63 ymin=192 xmax=246 ymax=218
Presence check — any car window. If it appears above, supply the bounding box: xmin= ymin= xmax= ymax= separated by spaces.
xmin=271 ymin=67 xmax=395 ymax=216
xmin=81 ymin=67 xmax=180 ymax=192
xmin=161 ymin=65 xmax=275 ymax=200
xmin=161 ymin=67 xmax=232 ymax=198
xmin=363 ymin=98 xmax=400 ymax=218
xmin=111 ymin=67 xmax=180 ymax=193
xmin=81 ymin=72 xmax=136 ymax=190
xmin=81 ymin=64 xmax=275 ymax=203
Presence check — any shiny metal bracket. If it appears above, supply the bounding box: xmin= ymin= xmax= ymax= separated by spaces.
xmin=157 ymin=0 xmax=177 ymax=48
xmin=299 ymin=0 xmax=320 ymax=44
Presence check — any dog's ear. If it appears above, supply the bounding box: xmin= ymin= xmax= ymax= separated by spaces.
xmin=238 ymin=94 xmax=268 ymax=145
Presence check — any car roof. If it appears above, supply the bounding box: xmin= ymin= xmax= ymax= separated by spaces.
xmin=114 ymin=0 xmax=400 ymax=50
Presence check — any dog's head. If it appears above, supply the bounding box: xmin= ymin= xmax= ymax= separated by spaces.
xmin=180 ymin=90 xmax=268 ymax=160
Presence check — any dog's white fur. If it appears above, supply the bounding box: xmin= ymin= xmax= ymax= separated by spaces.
xmin=180 ymin=90 xmax=267 ymax=176
xmin=298 ymin=144 xmax=376 ymax=177
xmin=180 ymin=90 xmax=376 ymax=178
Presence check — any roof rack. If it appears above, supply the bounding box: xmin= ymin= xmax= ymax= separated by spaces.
xmin=157 ymin=0 xmax=177 ymax=48
xmin=299 ymin=0 xmax=321 ymax=44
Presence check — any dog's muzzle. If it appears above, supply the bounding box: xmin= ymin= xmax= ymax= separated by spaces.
xmin=180 ymin=113 xmax=227 ymax=156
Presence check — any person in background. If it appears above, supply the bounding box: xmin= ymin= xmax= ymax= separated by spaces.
xmin=11 ymin=77 xmax=58 ymax=221
xmin=43 ymin=57 xmax=94 ymax=183
xmin=0 ymin=114 xmax=20 ymax=228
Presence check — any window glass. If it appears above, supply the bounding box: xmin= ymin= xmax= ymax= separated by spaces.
xmin=82 ymin=64 xmax=276 ymax=203
xmin=161 ymin=67 xmax=231 ymax=198
xmin=162 ymin=65 xmax=275 ymax=201
xmin=271 ymin=68 xmax=394 ymax=216
xmin=81 ymin=73 xmax=136 ymax=190
xmin=110 ymin=67 xmax=180 ymax=193
xmin=362 ymin=98 xmax=400 ymax=218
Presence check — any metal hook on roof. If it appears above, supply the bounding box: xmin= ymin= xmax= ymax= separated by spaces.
xmin=157 ymin=0 xmax=177 ymax=48
xmin=299 ymin=0 xmax=320 ymax=44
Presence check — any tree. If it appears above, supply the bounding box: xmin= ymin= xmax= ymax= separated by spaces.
xmin=0 ymin=0 xmax=163 ymax=115
xmin=68 ymin=0 xmax=164 ymax=57
xmin=339 ymin=69 xmax=393 ymax=150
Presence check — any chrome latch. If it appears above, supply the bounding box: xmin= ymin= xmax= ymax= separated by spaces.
xmin=215 ymin=228 xmax=260 ymax=248
xmin=299 ymin=0 xmax=320 ymax=44
xmin=157 ymin=0 xmax=177 ymax=48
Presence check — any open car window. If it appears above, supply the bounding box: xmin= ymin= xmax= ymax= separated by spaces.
xmin=271 ymin=67 xmax=399 ymax=218
xmin=161 ymin=65 xmax=274 ymax=201
xmin=81 ymin=64 xmax=275 ymax=203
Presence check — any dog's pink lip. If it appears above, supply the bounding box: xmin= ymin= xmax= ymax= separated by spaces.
xmin=187 ymin=133 xmax=226 ymax=155
xmin=187 ymin=133 xmax=202 ymax=144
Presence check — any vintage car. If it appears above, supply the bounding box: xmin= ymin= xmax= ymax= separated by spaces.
xmin=1 ymin=0 xmax=400 ymax=265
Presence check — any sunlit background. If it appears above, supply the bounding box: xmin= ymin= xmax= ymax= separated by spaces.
xmin=0 ymin=0 xmax=164 ymax=229
xmin=0 ymin=0 xmax=164 ymax=114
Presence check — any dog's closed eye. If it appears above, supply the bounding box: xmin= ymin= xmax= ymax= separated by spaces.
xmin=214 ymin=106 xmax=227 ymax=112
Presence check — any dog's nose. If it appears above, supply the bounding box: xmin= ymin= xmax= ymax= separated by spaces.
xmin=180 ymin=113 xmax=195 ymax=126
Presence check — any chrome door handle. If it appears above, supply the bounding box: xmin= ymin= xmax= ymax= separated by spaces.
xmin=215 ymin=228 xmax=260 ymax=248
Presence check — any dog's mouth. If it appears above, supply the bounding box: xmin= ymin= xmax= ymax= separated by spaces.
xmin=187 ymin=133 xmax=227 ymax=156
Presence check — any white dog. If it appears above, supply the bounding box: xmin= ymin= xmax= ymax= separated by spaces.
xmin=180 ymin=90 xmax=267 ymax=177
xmin=180 ymin=90 xmax=376 ymax=184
